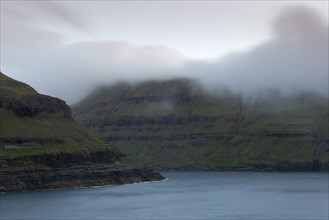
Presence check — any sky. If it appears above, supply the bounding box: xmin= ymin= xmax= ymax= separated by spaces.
xmin=0 ymin=0 xmax=328 ymax=104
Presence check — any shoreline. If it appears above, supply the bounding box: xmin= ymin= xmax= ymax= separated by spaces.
xmin=0 ymin=166 xmax=165 ymax=193
xmin=154 ymin=167 xmax=329 ymax=172
xmin=1 ymin=177 xmax=168 ymax=194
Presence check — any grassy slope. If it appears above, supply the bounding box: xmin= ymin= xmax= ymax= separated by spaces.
xmin=73 ymin=79 xmax=329 ymax=169
xmin=0 ymin=72 xmax=37 ymax=97
xmin=0 ymin=72 xmax=113 ymax=158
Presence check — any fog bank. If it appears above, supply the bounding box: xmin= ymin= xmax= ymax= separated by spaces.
xmin=1 ymin=4 xmax=327 ymax=104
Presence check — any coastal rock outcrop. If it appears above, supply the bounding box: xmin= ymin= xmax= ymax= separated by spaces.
xmin=0 ymin=149 xmax=164 ymax=192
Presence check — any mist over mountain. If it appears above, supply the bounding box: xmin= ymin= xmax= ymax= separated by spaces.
xmin=73 ymin=78 xmax=329 ymax=171
xmin=1 ymin=5 xmax=327 ymax=104
xmin=190 ymin=6 xmax=328 ymax=95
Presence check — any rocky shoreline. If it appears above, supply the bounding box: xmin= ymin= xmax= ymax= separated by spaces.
xmin=0 ymin=166 xmax=164 ymax=192
xmin=153 ymin=162 xmax=329 ymax=172
xmin=0 ymin=149 xmax=164 ymax=192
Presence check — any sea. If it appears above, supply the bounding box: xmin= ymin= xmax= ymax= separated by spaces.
xmin=1 ymin=171 xmax=328 ymax=219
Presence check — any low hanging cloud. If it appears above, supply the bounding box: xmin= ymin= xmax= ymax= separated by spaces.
xmin=33 ymin=41 xmax=187 ymax=103
xmin=1 ymin=4 xmax=328 ymax=104
xmin=186 ymin=5 xmax=328 ymax=95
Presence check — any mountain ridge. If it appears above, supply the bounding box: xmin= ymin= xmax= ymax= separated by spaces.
xmin=73 ymin=78 xmax=329 ymax=171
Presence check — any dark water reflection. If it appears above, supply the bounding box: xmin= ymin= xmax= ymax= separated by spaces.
xmin=1 ymin=172 xmax=328 ymax=219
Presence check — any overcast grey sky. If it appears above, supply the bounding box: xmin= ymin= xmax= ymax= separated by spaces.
xmin=1 ymin=1 xmax=328 ymax=103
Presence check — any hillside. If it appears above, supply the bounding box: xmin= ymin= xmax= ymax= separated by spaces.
xmin=0 ymin=72 xmax=163 ymax=192
xmin=0 ymin=72 xmax=103 ymax=145
xmin=73 ymin=79 xmax=329 ymax=171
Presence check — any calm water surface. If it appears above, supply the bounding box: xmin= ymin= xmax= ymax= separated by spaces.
xmin=1 ymin=172 xmax=328 ymax=219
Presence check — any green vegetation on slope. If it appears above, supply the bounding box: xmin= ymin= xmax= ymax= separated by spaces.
xmin=0 ymin=72 xmax=102 ymax=147
xmin=0 ymin=73 xmax=37 ymax=97
xmin=0 ymin=71 xmax=120 ymax=164
xmin=73 ymin=79 xmax=329 ymax=171
xmin=0 ymin=71 xmax=116 ymax=160
xmin=0 ymin=72 xmax=164 ymax=191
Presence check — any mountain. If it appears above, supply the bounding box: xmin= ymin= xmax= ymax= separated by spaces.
xmin=73 ymin=78 xmax=329 ymax=171
xmin=0 ymin=72 xmax=163 ymax=192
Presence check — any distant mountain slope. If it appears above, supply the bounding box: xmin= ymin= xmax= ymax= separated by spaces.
xmin=0 ymin=72 xmax=163 ymax=192
xmin=73 ymin=79 xmax=329 ymax=171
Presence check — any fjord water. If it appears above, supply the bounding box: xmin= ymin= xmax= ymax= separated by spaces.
xmin=1 ymin=172 xmax=328 ymax=219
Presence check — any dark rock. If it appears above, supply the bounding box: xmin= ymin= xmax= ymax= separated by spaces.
xmin=0 ymin=149 xmax=165 ymax=192
xmin=0 ymin=93 xmax=72 ymax=118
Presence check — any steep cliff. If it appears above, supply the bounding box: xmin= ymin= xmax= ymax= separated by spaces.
xmin=0 ymin=72 xmax=164 ymax=192
xmin=73 ymin=79 xmax=329 ymax=171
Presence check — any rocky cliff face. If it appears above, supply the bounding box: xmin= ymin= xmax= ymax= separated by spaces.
xmin=0 ymin=72 xmax=164 ymax=192
xmin=1 ymin=93 xmax=72 ymax=118
xmin=0 ymin=73 xmax=70 ymax=117
xmin=73 ymin=79 xmax=329 ymax=171
xmin=0 ymin=149 xmax=163 ymax=192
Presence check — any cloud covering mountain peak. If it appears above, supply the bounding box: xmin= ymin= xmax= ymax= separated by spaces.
xmin=1 ymin=4 xmax=327 ymax=103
